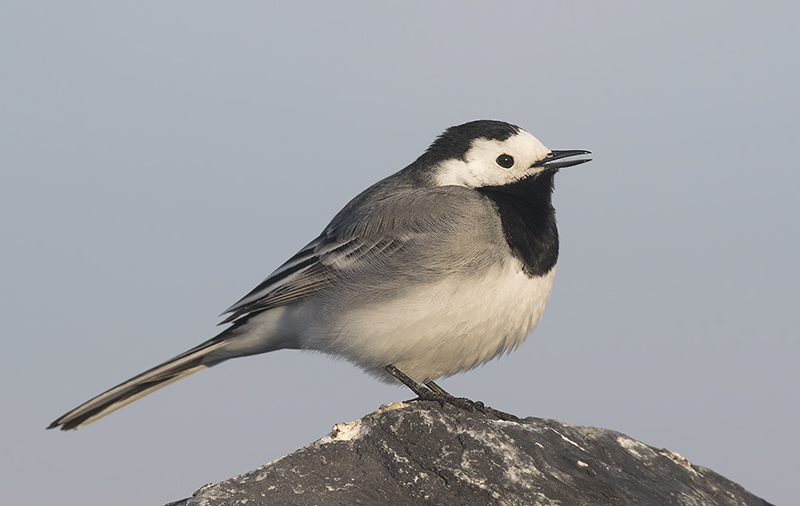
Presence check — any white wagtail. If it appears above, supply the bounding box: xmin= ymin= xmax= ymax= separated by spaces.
xmin=48 ymin=120 xmax=590 ymax=429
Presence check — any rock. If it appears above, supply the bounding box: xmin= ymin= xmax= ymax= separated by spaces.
xmin=167 ymin=401 xmax=772 ymax=506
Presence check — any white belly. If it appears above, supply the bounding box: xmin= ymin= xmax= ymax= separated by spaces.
xmin=295 ymin=262 xmax=556 ymax=382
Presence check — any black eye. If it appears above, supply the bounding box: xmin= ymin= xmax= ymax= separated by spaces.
xmin=496 ymin=154 xmax=514 ymax=168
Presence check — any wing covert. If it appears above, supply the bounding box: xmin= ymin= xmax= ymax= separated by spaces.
xmin=220 ymin=186 xmax=501 ymax=324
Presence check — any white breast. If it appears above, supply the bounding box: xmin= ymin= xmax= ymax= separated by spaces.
xmin=294 ymin=262 xmax=557 ymax=383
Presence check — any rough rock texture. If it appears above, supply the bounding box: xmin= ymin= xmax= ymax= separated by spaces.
xmin=168 ymin=401 xmax=772 ymax=506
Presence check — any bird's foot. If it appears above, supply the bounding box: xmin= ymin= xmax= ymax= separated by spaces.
xmin=383 ymin=365 xmax=520 ymax=422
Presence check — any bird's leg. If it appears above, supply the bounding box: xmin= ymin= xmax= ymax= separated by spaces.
xmin=383 ymin=364 xmax=433 ymax=399
xmin=383 ymin=364 xmax=450 ymax=410
xmin=383 ymin=365 xmax=520 ymax=422
xmin=423 ymin=380 xmax=450 ymax=397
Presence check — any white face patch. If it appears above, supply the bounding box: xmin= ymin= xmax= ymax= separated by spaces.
xmin=433 ymin=129 xmax=553 ymax=188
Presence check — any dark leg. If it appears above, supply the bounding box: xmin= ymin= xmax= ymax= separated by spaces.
xmin=383 ymin=364 xmax=432 ymax=398
xmin=423 ymin=380 xmax=450 ymax=397
xmin=384 ymin=365 xmax=520 ymax=422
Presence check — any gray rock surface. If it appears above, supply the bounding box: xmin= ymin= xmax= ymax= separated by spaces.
xmin=168 ymin=401 xmax=772 ymax=506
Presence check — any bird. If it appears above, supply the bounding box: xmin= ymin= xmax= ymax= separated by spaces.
xmin=48 ymin=120 xmax=591 ymax=430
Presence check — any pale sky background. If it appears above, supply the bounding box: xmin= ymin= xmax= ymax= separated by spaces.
xmin=2 ymin=2 xmax=798 ymax=505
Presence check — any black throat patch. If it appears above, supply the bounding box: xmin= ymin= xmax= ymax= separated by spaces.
xmin=476 ymin=171 xmax=559 ymax=278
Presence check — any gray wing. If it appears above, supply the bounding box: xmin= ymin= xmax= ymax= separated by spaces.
xmin=220 ymin=185 xmax=502 ymax=324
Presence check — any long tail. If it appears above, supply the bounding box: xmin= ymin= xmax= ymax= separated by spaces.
xmin=47 ymin=337 xmax=230 ymax=431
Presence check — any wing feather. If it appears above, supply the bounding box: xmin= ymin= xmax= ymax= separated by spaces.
xmin=220 ymin=186 xmax=501 ymax=324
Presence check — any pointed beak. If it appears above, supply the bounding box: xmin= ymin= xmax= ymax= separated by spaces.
xmin=533 ymin=150 xmax=592 ymax=170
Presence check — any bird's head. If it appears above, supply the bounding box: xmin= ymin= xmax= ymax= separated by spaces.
xmin=420 ymin=120 xmax=591 ymax=188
